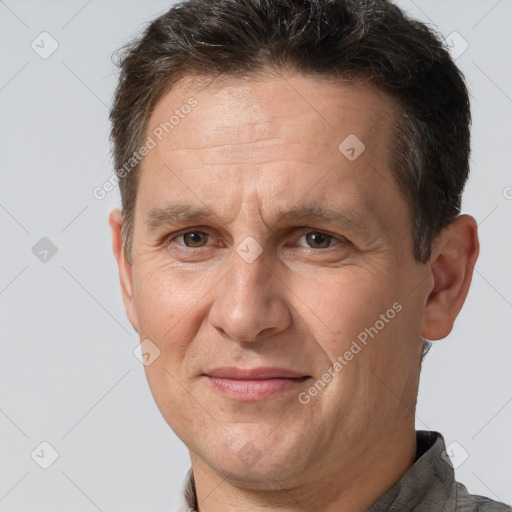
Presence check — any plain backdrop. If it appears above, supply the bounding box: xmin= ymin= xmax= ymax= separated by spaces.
xmin=1 ymin=0 xmax=511 ymax=510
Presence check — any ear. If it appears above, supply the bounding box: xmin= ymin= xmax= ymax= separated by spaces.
xmin=109 ymin=209 xmax=139 ymax=333
xmin=421 ymin=214 xmax=479 ymax=340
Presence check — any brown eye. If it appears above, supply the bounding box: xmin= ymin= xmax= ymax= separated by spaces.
xmin=181 ymin=231 xmax=209 ymax=247
xmin=303 ymin=232 xmax=334 ymax=249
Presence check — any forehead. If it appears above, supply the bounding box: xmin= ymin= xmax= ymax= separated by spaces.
xmin=146 ymin=73 xmax=398 ymax=158
xmin=137 ymin=72 xmax=406 ymax=238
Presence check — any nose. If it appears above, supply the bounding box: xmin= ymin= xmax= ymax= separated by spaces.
xmin=208 ymin=248 xmax=292 ymax=342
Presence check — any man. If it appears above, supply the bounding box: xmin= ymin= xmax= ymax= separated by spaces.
xmin=108 ymin=0 xmax=510 ymax=510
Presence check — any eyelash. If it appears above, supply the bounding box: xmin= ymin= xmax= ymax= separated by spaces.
xmin=165 ymin=228 xmax=346 ymax=251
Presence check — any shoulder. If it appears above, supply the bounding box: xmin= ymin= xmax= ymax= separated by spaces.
xmin=455 ymin=482 xmax=511 ymax=511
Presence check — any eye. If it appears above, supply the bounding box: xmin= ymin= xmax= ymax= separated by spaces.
xmin=297 ymin=231 xmax=340 ymax=249
xmin=174 ymin=230 xmax=210 ymax=248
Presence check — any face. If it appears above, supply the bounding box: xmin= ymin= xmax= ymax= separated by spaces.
xmin=114 ymin=73 xmax=436 ymax=488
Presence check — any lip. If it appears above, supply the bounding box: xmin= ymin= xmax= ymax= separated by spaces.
xmin=205 ymin=366 xmax=308 ymax=379
xmin=203 ymin=367 xmax=311 ymax=400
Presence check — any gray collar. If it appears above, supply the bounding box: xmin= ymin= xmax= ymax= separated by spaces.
xmin=367 ymin=430 xmax=457 ymax=511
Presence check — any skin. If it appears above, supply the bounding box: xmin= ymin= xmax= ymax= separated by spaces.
xmin=110 ymin=72 xmax=479 ymax=511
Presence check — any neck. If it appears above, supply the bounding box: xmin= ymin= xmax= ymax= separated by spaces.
xmin=189 ymin=426 xmax=417 ymax=512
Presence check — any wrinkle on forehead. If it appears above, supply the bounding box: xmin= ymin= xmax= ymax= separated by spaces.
xmin=145 ymin=71 xmax=398 ymax=153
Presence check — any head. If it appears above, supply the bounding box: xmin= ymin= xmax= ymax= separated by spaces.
xmin=109 ymin=0 xmax=478 ymax=498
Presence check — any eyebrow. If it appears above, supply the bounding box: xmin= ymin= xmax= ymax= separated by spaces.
xmin=145 ymin=204 xmax=217 ymax=228
xmin=144 ymin=203 xmax=370 ymax=231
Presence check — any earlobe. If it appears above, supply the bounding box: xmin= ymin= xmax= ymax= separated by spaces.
xmin=421 ymin=215 xmax=479 ymax=340
xmin=109 ymin=209 xmax=140 ymax=333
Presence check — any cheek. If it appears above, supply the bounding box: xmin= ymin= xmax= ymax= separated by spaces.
xmin=131 ymin=265 xmax=208 ymax=383
xmin=297 ymin=271 xmax=393 ymax=356
xmin=133 ymin=267 xmax=206 ymax=432
xmin=132 ymin=263 xmax=202 ymax=334
xmin=142 ymin=360 xmax=201 ymax=444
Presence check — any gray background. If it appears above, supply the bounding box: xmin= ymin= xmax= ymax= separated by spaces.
xmin=1 ymin=0 xmax=511 ymax=509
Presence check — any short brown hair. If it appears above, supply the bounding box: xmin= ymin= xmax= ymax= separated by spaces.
xmin=110 ymin=0 xmax=471 ymax=264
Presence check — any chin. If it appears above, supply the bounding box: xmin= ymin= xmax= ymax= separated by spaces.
xmin=199 ymin=427 xmax=311 ymax=487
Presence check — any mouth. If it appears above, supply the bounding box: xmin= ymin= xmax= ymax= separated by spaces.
xmin=203 ymin=367 xmax=311 ymax=400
